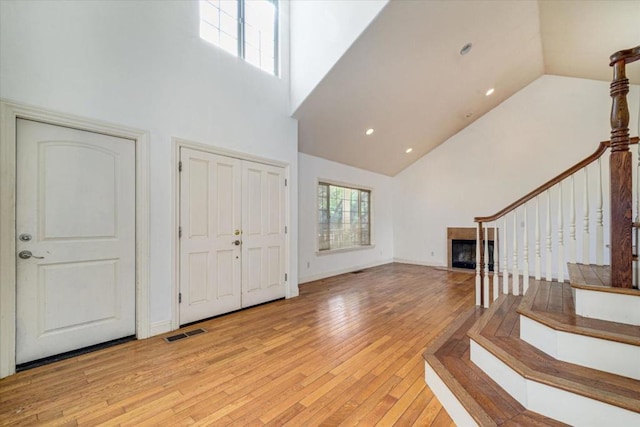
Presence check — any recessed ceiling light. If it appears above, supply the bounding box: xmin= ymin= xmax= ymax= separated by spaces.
xmin=365 ymin=128 xmax=374 ymax=136
xmin=485 ymin=88 xmax=495 ymax=96
xmin=460 ymin=42 xmax=472 ymax=55
xmin=405 ymin=148 xmax=413 ymax=154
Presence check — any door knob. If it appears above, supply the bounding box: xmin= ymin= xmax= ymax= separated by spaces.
xmin=18 ymin=250 xmax=44 ymax=260
xmin=232 ymin=240 xmax=241 ymax=246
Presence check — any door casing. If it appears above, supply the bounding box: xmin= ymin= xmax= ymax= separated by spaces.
xmin=171 ymin=137 xmax=291 ymax=331
xmin=0 ymin=100 xmax=150 ymax=378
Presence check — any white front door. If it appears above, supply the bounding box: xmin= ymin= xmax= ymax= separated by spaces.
xmin=179 ymin=148 xmax=286 ymax=324
xmin=241 ymin=161 xmax=286 ymax=307
xmin=179 ymin=148 xmax=242 ymax=325
xmin=16 ymin=119 xmax=136 ymax=364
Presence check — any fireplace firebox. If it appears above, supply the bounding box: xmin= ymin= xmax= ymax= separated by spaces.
xmin=451 ymin=239 xmax=494 ymax=271
xmin=447 ymin=227 xmax=497 ymax=272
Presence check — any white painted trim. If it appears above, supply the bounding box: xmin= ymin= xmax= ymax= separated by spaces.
xmin=298 ymin=259 xmax=393 ymax=284
xmin=149 ymin=320 xmax=172 ymax=337
xmin=520 ymin=315 xmax=640 ymax=380
xmin=171 ymin=137 xmax=293 ymax=331
xmin=574 ymin=288 xmax=640 ymax=326
xmin=0 ymin=100 xmax=150 ymax=378
xmin=316 ymin=244 xmax=376 ymax=256
xmin=392 ymin=258 xmax=448 ymax=268
xmin=470 ymin=339 xmax=640 ymax=426
xmin=424 ymin=361 xmax=479 ymax=427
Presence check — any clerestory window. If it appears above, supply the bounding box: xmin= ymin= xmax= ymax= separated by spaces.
xmin=199 ymin=0 xmax=278 ymax=76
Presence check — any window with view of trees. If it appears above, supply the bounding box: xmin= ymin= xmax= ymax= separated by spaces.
xmin=199 ymin=0 xmax=278 ymax=75
xmin=317 ymin=182 xmax=371 ymax=251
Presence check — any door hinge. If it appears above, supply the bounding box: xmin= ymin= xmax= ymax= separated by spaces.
xmin=284 ymin=178 xmax=287 ymax=187
xmin=179 ymin=293 xmax=182 ymax=303
xmin=178 ymin=161 xmax=183 ymax=172
xmin=285 ymin=226 xmax=287 ymax=234
xmin=284 ymin=273 xmax=288 ymax=281
xmin=178 ymin=226 xmax=182 ymax=238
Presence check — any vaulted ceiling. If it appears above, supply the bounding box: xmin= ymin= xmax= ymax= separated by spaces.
xmin=294 ymin=0 xmax=640 ymax=176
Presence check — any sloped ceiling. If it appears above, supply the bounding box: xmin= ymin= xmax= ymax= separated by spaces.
xmin=294 ymin=0 xmax=640 ymax=176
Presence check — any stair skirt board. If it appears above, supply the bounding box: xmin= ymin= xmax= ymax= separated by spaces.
xmin=469 ymin=339 xmax=640 ymax=426
xmin=519 ymin=315 xmax=640 ymax=380
xmin=574 ymin=288 xmax=640 ymax=326
xmin=424 ymin=361 xmax=480 ymax=427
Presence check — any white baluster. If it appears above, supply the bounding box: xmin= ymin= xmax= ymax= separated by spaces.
xmin=583 ymin=167 xmax=590 ymax=264
xmin=569 ymin=175 xmax=576 ymax=263
xmin=546 ymin=190 xmax=553 ymax=281
xmin=523 ymin=206 xmax=529 ymax=293
xmin=493 ymin=224 xmax=499 ymax=301
xmin=512 ymin=212 xmax=519 ymax=296
xmin=535 ymin=196 xmax=541 ymax=280
xmin=503 ymin=216 xmax=509 ymax=295
xmin=475 ymin=223 xmax=481 ymax=306
xmin=558 ymin=184 xmax=565 ymax=282
xmin=596 ymin=158 xmax=604 ymax=265
xmin=484 ymin=224 xmax=490 ymax=308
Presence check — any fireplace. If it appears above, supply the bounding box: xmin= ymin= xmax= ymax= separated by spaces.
xmin=447 ymin=227 xmax=496 ymax=271
xmin=451 ymin=239 xmax=494 ymax=271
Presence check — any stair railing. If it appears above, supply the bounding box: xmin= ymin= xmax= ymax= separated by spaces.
xmin=473 ymin=137 xmax=638 ymax=307
xmin=473 ymin=45 xmax=639 ymax=307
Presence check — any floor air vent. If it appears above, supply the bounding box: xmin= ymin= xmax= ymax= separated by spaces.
xmin=164 ymin=328 xmax=207 ymax=343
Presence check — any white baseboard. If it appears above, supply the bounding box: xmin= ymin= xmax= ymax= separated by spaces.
xmin=149 ymin=320 xmax=172 ymax=337
xmin=392 ymin=257 xmax=446 ymax=267
xmin=298 ymin=259 xmax=393 ymax=284
xmin=520 ymin=315 xmax=640 ymax=380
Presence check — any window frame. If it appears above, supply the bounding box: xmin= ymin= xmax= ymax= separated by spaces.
xmin=199 ymin=0 xmax=279 ymax=76
xmin=316 ymin=179 xmax=374 ymax=254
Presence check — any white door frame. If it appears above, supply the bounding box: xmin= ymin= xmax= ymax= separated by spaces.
xmin=0 ymin=100 xmax=150 ymax=378
xmin=171 ymin=137 xmax=291 ymax=330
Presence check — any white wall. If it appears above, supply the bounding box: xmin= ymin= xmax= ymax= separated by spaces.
xmin=0 ymin=0 xmax=298 ymax=331
xmin=290 ymin=0 xmax=388 ymax=114
xmin=393 ymin=75 xmax=640 ymax=277
xmin=298 ymin=153 xmax=394 ymax=283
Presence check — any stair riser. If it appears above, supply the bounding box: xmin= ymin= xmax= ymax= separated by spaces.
xmin=520 ymin=315 xmax=640 ymax=380
xmin=575 ymin=288 xmax=640 ymax=325
xmin=424 ymin=362 xmax=479 ymax=427
xmin=470 ymin=339 xmax=640 ymax=426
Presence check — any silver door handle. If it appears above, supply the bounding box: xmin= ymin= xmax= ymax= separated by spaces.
xmin=18 ymin=250 xmax=44 ymax=260
xmin=232 ymin=240 xmax=241 ymax=246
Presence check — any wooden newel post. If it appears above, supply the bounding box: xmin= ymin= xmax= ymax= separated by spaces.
xmin=609 ymin=46 xmax=640 ymax=288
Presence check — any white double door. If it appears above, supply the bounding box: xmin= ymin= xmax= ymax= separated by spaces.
xmin=16 ymin=119 xmax=136 ymax=364
xmin=179 ymin=148 xmax=286 ymax=325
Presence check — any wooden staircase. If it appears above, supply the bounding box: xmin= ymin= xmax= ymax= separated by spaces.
xmin=424 ymin=276 xmax=640 ymax=425
xmin=424 ymin=46 xmax=640 ymax=425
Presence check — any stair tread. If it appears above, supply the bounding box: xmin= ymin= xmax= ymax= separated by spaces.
xmin=518 ymin=279 xmax=640 ymax=346
xmin=568 ymin=263 xmax=640 ymax=295
xmin=424 ymin=307 xmax=567 ymax=426
xmin=469 ymin=295 xmax=640 ymax=413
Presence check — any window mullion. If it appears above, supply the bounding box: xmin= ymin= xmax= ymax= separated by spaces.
xmin=238 ymin=0 xmax=245 ymax=59
xmin=328 ymin=184 xmax=331 ymax=250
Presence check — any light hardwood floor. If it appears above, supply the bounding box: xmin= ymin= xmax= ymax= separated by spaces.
xmin=0 ymin=263 xmax=475 ymax=426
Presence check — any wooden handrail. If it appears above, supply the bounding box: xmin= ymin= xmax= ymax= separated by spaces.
xmin=609 ymin=45 xmax=640 ymax=66
xmin=475 ymin=136 xmax=640 ymax=223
